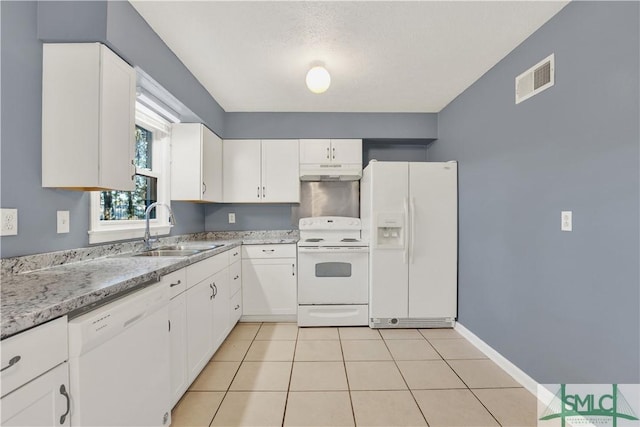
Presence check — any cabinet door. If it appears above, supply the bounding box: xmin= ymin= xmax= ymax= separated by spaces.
xmin=299 ymin=139 xmax=331 ymax=164
xmin=185 ymin=279 xmax=214 ymax=383
xmin=171 ymin=123 xmax=204 ymax=201
xmin=202 ymin=128 xmax=223 ymax=202
xmin=211 ymin=268 xmax=230 ymax=351
xmin=242 ymin=258 xmax=297 ymax=316
xmin=1 ymin=363 xmax=70 ymax=427
xmin=330 ymin=139 xmax=362 ymax=164
xmin=99 ymin=44 xmax=136 ymax=191
xmin=169 ymin=293 xmax=188 ymax=408
xmin=261 ymin=140 xmax=300 ymax=203
xmin=223 ymin=140 xmax=262 ymax=202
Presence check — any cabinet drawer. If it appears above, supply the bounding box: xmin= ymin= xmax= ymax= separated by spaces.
xmin=242 ymin=244 xmax=296 ymax=259
xmin=187 ymin=252 xmax=228 ymax=289
xmin=229 ymin=246 xmax=241 ymax=261
xmin=162 ymin=268 xmax=187 ymax=299
xmin=229 ymin=260 xmax=242 ymax=297
xmin=230 ymin=289 xmax=242 ymax=325
xmin=1 ymin=317 xmax=68 ymax=398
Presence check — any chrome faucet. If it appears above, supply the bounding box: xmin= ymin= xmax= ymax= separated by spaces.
xmin=143 ymin=202 xmax=177 ymax=250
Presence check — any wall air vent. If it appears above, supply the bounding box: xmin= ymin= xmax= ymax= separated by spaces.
xmin=515 ymin=54 xmax=555 ymax=104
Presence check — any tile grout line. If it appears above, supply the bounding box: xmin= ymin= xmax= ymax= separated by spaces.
xmin=379 ymin=330 xmax=431 ymax=426
xmin=281 ymin=324 xmax=299 ymax=427
xmin=208 ymin=322 xmax=263 ymax=427
xmin=425 ymin=334 xmax=503 ymax=427
xmin=338 ymin=328 xmax=358 ymax=427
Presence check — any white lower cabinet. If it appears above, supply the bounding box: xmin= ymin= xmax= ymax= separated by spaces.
xmin=0 ymin=316 xmax=69 ymax=427
xmin=1 ymin=363 xmax=70 ymax=427
xmin=182 ymin=248 xmax=239 ymax=388
xmin=242 ymin=244 xmax=297 ymax=320
xmin=211 ymin=268 xmax=230 ymax=352
xmin=169 ymin=292 xmax=188 ymax=407
xmin=185 ymin=277 xmax=215 ymax=384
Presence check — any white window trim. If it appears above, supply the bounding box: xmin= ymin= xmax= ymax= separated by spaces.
xmin=88 ymin=104 xmax=172 ymax=244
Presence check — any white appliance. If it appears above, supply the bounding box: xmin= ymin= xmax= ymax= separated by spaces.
xmin=361 ymin=161 xmax=458 ymax=328
xmin=297 ymin=216 xmax=369 ymax=326
xmin=68 ymin=283 xmax=171 ymax=426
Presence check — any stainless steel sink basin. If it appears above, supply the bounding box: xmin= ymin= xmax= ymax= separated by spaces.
xmin=132 ymin=249 xmax=202 ymax=257
xmin=115 ymin=242 xmax=225 ymax=258
xmin=157 ymin=243 xmax=224 ymax=251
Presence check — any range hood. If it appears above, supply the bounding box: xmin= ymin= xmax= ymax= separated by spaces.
xmin=299 ymin=163 xmax=362 ymax=181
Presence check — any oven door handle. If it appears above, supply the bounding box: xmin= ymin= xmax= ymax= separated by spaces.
xmin=298 ymin=247 xmax=369 ymax=253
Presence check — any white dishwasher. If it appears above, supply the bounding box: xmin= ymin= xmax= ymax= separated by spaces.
xmin=68 ymin=282 xmax=171 ymax=427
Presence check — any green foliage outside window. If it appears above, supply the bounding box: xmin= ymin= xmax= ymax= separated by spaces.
xmin=100 ymin=126 xmax=157 ymax=220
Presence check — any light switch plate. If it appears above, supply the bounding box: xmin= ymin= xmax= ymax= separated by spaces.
xmin=561 ymin=211 xmax=572 ymax=231
xmin=228 ymin=213 xmax=236 ymax=224
xmin=1 ymin=208 xmax=18 ymax=236
xmin=57 ymin=210 xmax=70 ymax=234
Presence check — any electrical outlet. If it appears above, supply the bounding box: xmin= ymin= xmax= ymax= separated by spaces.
xmin=561 ymin=211 xmax=572 ymax=232
xmin=228 ymin=213 xmax=236 ymax=224
xmin=57 ymin=210 xmax=70 ymax=234
xmin=1 ymin=208 xmax=18 ymax=236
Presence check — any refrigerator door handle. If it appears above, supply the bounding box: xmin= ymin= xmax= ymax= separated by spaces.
xmin=409 ymin=197 xmax=416 ymax=264
xmin=403 ymin=196 xmax=410 ymax=264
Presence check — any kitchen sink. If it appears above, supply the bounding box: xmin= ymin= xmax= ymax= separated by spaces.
xmin=156 ymin=243 xmax=225 ymax=251
xmin=132 ymin=249 xmax=202 ymax=257
xmin=115 ymin=242 xmax=225 ymax=258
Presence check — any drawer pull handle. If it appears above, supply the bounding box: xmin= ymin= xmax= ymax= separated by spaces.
xmin=234 ymin=275 xmax=240 ymax=280
xmin=262 ymin=249 xmax=275 ymax=253
xmin=233 ymin=252 xmax=238 ymax=257
xmin=210 ymin=283 xmax=214 ymax=300
xmin=59 ymin=384 xmax=70 ymax=424
xmin=213 ymin=283 xmax=218 ymax=298
xmin=257 ymin=186 xmax=260 ymax=198
xmin=292 ymin=263 xmax=295 ymax=276
xmin=234 ymin=304 xmax=240 ymax=310
xmin=1 ymin=355 xmax=21 ymax=372
xmin=170 ymin=280 xmax=182 ymax=287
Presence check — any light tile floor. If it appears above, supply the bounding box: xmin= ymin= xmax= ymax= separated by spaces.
xmin=171 ymin=323 xmax=538 ymax=427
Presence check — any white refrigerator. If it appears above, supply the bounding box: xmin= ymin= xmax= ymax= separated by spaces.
xmin=361 ymin=161 xmax=458 ymax=328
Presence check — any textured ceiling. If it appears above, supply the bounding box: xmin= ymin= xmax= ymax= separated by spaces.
xmin=130 ymin=1 xmax=568 ymax=113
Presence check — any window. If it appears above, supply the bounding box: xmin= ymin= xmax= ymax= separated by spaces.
xmin=89 ymin=103 xmax=172 ymax=244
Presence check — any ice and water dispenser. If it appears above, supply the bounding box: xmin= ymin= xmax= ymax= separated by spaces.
xmin=375 ymin=213 xmax=404 ymax=248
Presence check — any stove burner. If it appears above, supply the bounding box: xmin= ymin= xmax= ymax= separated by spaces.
xmin=341 ymin=238 xmax=359 ymax=242
xmin=305 ymin=238 xmax=324 ymax=242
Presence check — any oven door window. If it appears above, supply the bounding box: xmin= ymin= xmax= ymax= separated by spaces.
xmin=315 ymin=262 xmax=352 ymax=278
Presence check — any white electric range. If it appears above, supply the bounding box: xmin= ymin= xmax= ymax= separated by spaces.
xmin=297 ymin=216 xmax=369 ymax=326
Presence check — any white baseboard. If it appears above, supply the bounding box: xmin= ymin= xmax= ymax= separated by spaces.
xmin=455 ymin=322 xmax=539 ymax=395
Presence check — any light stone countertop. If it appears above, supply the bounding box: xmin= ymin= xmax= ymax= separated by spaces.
xmin=1 ymin=235 xmax=299 ymax=339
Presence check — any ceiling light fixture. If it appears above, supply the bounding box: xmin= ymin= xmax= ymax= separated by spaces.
xmin=306 ymin=66 xmax=331 ymax=94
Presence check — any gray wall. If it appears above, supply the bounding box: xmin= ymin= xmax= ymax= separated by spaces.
xmin=429 ymin=1 xmax=639 ymax=383
xmin=205 ymin=204 xmax=295 ymax=232
xmin=225 ymin=112 xmax=437 ymax=139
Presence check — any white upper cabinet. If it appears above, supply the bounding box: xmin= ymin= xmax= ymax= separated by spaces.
xmin=261 ymin=140 xmax=300 ymax=202
xmin=299 ymin=139 xmax=362 ymax=165
xmin=171 ymin=123 xmax=222 ymax=202
xmin=223 ymin=139 xmax=299 ymax=203
xmin=42 ymin=43 xmax=136 ymax=191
